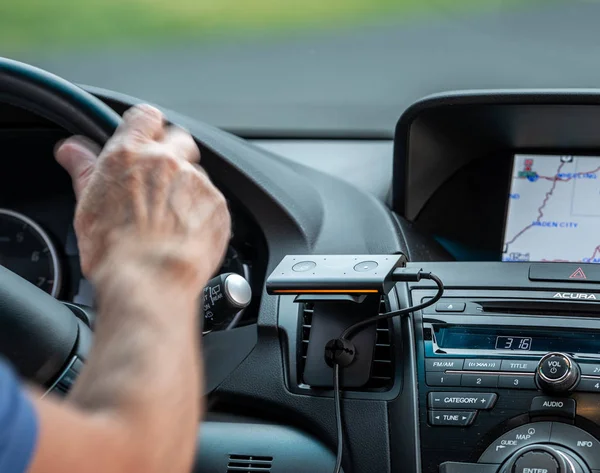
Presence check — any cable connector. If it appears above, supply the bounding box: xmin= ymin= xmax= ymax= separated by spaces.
xmin=391 ymin=267 xmax=425 ymax=282
xmin=324 ymin=338 xmax=356 ymax=368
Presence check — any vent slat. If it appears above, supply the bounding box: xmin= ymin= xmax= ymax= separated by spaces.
xmin=229 ymin=455 xmax=272 ymax=461
xmin=227 ymin=466 xmax=271 ymax=473
xmin=227 ymin=454 xmax=273 ymax=473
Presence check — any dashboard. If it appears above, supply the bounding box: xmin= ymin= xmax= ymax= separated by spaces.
xmin=0 ymin=126 xmax=266 ymax=323
xmin=8 ymin=83 xmax=600 ymax=473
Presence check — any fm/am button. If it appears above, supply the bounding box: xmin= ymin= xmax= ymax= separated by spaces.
xmin=426 ymin=359 xmax=464 ymax=372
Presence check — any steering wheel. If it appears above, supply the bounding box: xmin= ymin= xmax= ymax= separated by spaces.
xmin=0 ymin=58 xmax=122 ymax=387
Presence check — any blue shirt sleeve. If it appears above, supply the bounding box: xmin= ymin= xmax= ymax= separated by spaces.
xmin=0 ymin=360 xmax=38 ymax=473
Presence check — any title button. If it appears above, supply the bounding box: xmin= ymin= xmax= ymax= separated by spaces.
xmin=500 ymin=359 xmax=537 ymax=373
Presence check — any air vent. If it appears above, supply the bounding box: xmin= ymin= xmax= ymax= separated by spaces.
xmin=227 ymin=454 xmax=273 ymax=472
xmin=299 ymin=297 xmax=394 ymax=391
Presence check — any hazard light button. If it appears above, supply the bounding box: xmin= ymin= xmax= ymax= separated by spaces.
xmin=529 ymin=263 xmax=600 ymax=284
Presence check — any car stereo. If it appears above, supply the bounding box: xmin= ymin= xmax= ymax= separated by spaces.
xmin=411 ymin=277 xmax=600 ymax=473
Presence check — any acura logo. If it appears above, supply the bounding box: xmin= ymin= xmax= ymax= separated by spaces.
xmin=553 ymin=292 xmax=597 ymax=300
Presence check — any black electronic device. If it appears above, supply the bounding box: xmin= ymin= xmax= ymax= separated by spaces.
xmin=266 ymin=254 xmax=407 ymax=295
xmin=266 ymin=254 xmax=408 ymax=388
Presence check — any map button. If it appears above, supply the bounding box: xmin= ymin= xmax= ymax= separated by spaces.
xmin=529 ymin=263 xmax=600 ymax=284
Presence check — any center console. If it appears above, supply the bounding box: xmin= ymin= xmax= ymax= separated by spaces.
xmin=409 ymin=261 xmax=600 ymax=473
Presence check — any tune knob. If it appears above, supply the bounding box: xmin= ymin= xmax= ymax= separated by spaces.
xmin=536 ymin=352 xmax=580 ymax=393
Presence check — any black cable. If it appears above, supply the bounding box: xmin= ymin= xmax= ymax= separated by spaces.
xmin=341 ymin=272 xmax=444 ymax=340
xmin=333 ymin=363 xmax=343 ymax=473
xmin=330 ymin=270 xmax=444 ymax=473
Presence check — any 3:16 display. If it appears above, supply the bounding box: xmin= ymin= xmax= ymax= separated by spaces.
xmin=495 ymin=336 xmax=532 ymax=351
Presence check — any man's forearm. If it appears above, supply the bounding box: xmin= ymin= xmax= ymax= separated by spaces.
xmin=67 ymin=251 xmax=204 ymax=473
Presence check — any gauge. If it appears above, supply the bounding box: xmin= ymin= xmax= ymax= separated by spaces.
xmin=0 ymin=209 xmax=61 ymax=297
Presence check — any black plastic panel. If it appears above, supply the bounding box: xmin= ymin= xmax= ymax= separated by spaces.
xmin=195 ymin=421 xmax=339 ymax=472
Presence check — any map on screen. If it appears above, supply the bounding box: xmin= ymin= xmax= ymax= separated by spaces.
xmin=502 ymin=154 xmax=600 ymax=263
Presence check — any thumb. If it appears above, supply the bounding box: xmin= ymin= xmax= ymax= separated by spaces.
xmin=55 ymin=136 xmax=101 ymax=200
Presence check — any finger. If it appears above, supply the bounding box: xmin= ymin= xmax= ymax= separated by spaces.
xmin=55 ymin=136 xmax=101 ymax=199
xmin=162 ymin=127 xmax=200 ymax=163
xmin=113 ymin=104 xmax=165 ymax=144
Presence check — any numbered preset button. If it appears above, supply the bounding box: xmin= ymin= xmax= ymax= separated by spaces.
xmin=498 ymin=375 xmax=537 ymax=390
xmin=461 ymin=374 xmax=498 ymax=388
xmin=577 ymin=378 xmax=600 ymax=392
xmin=426 ymin=372 xmax=461 ymax=387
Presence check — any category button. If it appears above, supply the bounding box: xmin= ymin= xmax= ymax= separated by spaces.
xmin=428 ymin=410 xmax=477 ymax=427
xmin=464 ymin=359 xmax=502 ymax=371
xmin=428 ymin=392 xmax=497 ymax=410
xmin=500 ymin=359 xmax=537 ymax=373
xmin=425 ymin=359 xmax=464 ymax=371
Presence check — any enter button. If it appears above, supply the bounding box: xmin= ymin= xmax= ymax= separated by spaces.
xmin=530 ymin=396 xmax=576 ymax=419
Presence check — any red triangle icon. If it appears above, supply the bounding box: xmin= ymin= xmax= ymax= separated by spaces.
xmin=569 ymin=267 xmax=587 ymax=279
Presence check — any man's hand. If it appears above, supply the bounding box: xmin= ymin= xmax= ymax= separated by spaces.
xmin=55 ymin=104 xmax=231 ymax=291
xmin=28 ymin=105 xmax=230 ymax=473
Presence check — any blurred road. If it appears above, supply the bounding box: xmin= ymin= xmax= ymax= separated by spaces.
xmin=18 ymin=1 xmax=600 ymax=135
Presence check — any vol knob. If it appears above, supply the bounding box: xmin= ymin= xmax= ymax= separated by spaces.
xmin=536 ymin=352 xmax=580 ymax=393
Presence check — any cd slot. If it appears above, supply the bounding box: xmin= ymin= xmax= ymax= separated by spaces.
xmin=478 ymin=299 xmax=600 ymax=317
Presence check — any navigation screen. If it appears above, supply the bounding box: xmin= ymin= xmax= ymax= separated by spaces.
xmin=502 ymin=154 xmax=600 ymax=263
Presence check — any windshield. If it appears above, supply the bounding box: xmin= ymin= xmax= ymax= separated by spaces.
xmin=2 ymin=1 xmax=588 ymax=135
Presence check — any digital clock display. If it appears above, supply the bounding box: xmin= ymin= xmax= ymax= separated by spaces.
xmin=495 ymin=336 xmax=532 ymax=351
